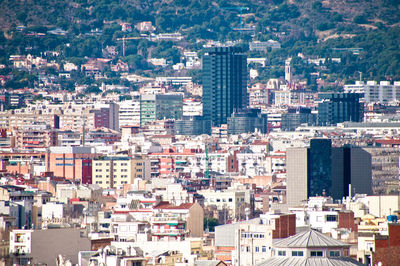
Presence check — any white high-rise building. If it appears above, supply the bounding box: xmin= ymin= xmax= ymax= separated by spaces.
xmin=344 ymin=80 xmax=400 ymax=103
xmin=118 ymin=97 xmax=141 ymax=127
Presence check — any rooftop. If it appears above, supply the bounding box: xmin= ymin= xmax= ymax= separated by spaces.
xmin=258 ymin=257 xmax=364 ymax=266
xmin=274 ymin=229 xmax=349 ymax=248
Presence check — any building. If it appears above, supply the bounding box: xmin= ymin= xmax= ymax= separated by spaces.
xmin=227 ymin=109 xmax=268 ymax=135
xmin=152 ymin=202 xmax=204 ymax=240
xmin=344 ymin=80 xmax=400 ymax=103
xmin=281 ymin=108 xmax=316 ymax=131
xmin=15 ymin=126 xmax=57 ymax=149
xmin=46 ymin=146 xmax=96 ymax=184
xmin=174 ymin=116 xmax=211 ymax=136
xmin=92 ymin=156 xmax=140 ymax=189
xmin=317 ymin=93 xmax=363 ymax=126
xmin=9 ymin=228 xmax=91 ymax=265
xmin=202 ymin=47 xmax=247 ymax=127
xmin=140 ymin=94 xmax=183 ymax=126
xmin=249 ymin=40 xmax=281 ymax=51
xmin=214 ymin=212 xmax=295 ymax=264
xmin=118 ymin=97 xmax=141 ymax=127
xmin=258 ymin=229 xmax=363 ymax=266
xmin=285 ymin=58 xmax=292 ymax=84
xmin=286 ymin=139 xmax=372 ymax=207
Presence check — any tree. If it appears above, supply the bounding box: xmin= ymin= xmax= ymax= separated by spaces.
xmin=204 ymin=217 xmax=219 ymax=232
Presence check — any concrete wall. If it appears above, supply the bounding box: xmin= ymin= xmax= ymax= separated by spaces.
xmin=286 ymin=148 xmax=308 ymax=207
xmin=31 ymin=228 xmax=91 ymax=265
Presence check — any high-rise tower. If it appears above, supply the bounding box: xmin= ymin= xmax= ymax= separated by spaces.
xmin=202 ymin=47 xmax=247 ymax=127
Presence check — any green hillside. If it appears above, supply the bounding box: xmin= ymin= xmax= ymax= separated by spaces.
xmin=1 ymin=0 xmax=400 ymax=86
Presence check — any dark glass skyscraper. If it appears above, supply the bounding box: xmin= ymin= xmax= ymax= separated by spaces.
xmin=202 ymin=47 xmax=247 ymax=127
xmin=317 ymin=93 xmax=363 ymax=126
xmin=286 ymin=138 xmax=372 ymax=207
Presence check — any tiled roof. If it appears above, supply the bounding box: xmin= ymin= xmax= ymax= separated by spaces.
xmin=274 ymin=229 xmax=349 ymax=248
xmin=257 ymin=257 xmax=364 ymax=266
xmin=154 ymin=202 xmax=194 ymax=210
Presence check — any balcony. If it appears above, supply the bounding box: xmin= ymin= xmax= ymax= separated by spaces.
xmin=152 ymin=229 xmax=186 ymax=235
xmin=151 ymin=216 xmax=184 ymax=223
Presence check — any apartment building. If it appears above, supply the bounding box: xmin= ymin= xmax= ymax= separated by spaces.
xmin=15 ymin=127 xmax=57 ymax=149
xmin=92 ymin=156 xmax=142 ymax=189
xmin=46 ymin=146 xmax=96 ymax=183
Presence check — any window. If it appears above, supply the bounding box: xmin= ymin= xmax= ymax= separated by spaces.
xmin=329 ymin=251 xmax=340 ymax=257
xmin=292 ymin=251 xmax=303 ymax=257
xmin=278 ymin=251 xmax=286 ymax=256
xmin=255 ymin=246 xmax=260 ymax=252
xmin=311 ymin=251 xmax=323 ymax=257
xmin=246 ymin=246 xmax=250 ymax=252
xmin=326 ymin=215 xmax=338 ymax=222
xmin=228 ymin=198 xmax=233 ymax=202
xmin=262 ymin=246 xmax=267 ymax=252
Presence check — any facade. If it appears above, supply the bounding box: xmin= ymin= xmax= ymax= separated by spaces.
xmin=259 ymin=229 xmax=362 ymax=266
xmin=118 ymin=97 xmax=141 ymax=127
xmin=344 ymin=80 xmax=400 ymax=103
xmin=317 ymin=93 xmax=363 ymax=126
xmin=198 ymin=189 xmax=251 ymax=221
xmin=281 ymin=108 xmax=316 ymax=131
xmin=202 ymin=47 xmax=247 ymax=127
xmin=227 ymin=109 xmax=268 ymax=135
xmin=92 ymin=156 xmax=138 ymax=189
xmin=249 ymin=40 xmax=281 ymax=51
xmin=175 ymin=116 xmax=211 ymax=136
xmin=46 ymin=146 xmax=96 ymax=183
xmin=10 ymin=228 xmax=91 ymax=265
xmin=331 ymin=147 xmax=372 ymax=199
xmin=140 ymin=94 xmax=183 ymax=126
xmin=286 ymin=139 xmax=372 ymax=207
xmin=15 ymin=128 xmax=57 ymax=149
xmin=152 ymin=202 xmax=204 ymax=240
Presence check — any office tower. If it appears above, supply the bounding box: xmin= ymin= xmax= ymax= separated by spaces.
xmin=317 ymin=93 xmax=363 ymax=126
xmin=286 ymin=139 xmax=372 ymax=207
xmin=202 ymin=47 xmax=247 ymax=127
xmin=331 ymin=146 xmax=372 ymax=199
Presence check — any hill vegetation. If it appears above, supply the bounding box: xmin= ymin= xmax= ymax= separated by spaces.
xmin=1 ymin=0 xmax=400 ymax=86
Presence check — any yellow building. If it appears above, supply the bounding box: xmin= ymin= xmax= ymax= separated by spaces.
xmin=92 ymin=157 xmax=139 ymax=189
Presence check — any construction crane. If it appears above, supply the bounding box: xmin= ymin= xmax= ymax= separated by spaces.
xmin=116 ymin=36 xmax=145 ymax=56
xmin=220 ymin=6 xmax=249 ymax=32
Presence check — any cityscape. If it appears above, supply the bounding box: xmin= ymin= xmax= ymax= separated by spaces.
xmin=0 ymin=0 xmax=400 ymax=265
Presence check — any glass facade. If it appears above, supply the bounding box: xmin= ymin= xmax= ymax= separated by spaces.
xmin=227 ymin=109 xmax=268 ymax=134
xmin=317 ymin=93 xmax=363 ymax=126
xmin=202 ymin=47 xmax=247 ymax=127
xmin=308 ymin=139 xmax=332 ymax=197
xmin=140 ymin=94 xmax=183 ymax=126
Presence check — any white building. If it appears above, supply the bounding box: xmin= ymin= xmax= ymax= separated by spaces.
xmin=118 ymin=98 xmax=141 ymax=127
xmin=198 ymin=189 xmax=247 ymax=220
xmin=183 ymin=100 xmax=203 ymax=116
xmin=259 ymin=230 xmax=361 ymax=266
xmin=344 ymin=80 xmax=400 ymax=103
xmin=9 ymin=229 xmax=33 ymax=255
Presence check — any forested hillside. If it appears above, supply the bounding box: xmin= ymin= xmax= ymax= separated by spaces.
xmin=1 ymin=0 xmax=400 ymax=85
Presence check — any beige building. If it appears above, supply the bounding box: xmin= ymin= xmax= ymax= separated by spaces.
xmin=92 ymin=156 xmax=144 ymax=189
